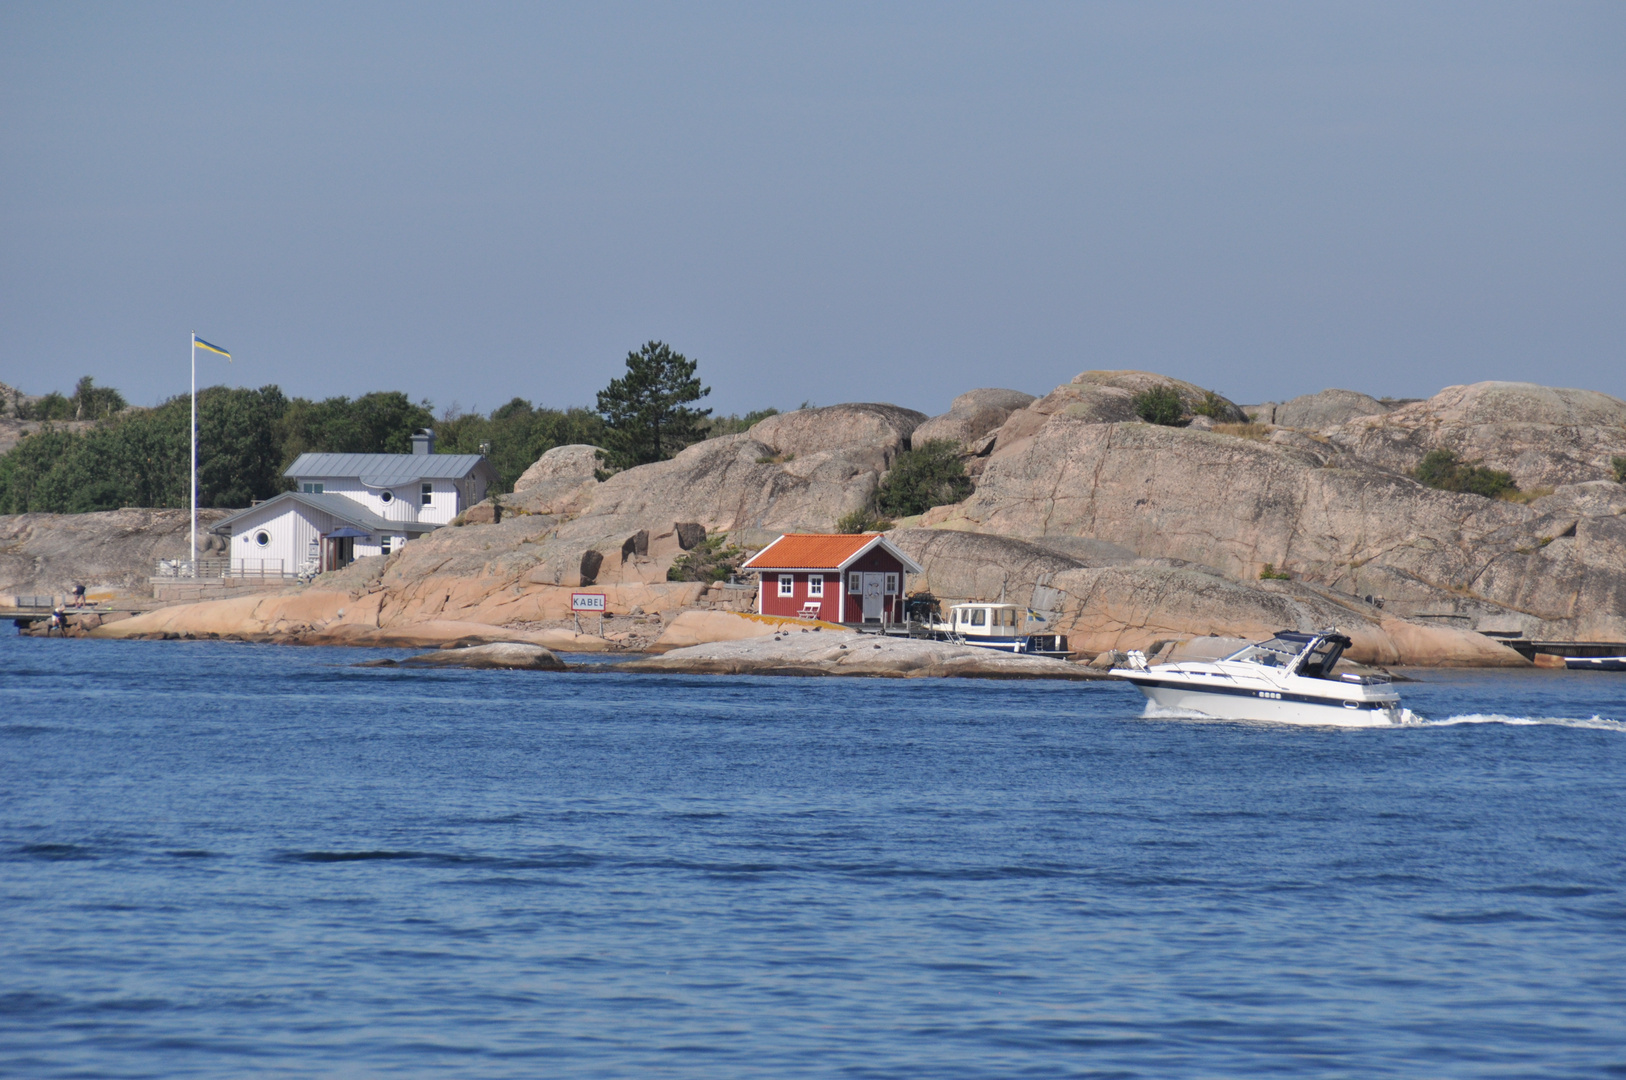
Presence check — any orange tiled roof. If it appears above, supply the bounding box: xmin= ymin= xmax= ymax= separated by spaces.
xmin=742 ymin=533 xmax=882 ymax=570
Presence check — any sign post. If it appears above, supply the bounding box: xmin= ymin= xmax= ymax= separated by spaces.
xmin=572 ymin=592 xmax=607 ymax=635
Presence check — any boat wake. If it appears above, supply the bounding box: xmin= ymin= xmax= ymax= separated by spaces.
xmin=1420 ymin=713 xmax=1626 ymax=733
xmin=1138 ymin=702 xmax=1624 ymax=732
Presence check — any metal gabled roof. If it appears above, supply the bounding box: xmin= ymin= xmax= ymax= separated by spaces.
xmin=210 ymin=490 xmax=440 ymax=536
xmin=283 ymin=452 xmax=496 ymax=486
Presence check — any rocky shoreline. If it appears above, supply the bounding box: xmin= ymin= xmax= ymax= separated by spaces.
xmin=7 ymin=372 xmax=1624 ymax=668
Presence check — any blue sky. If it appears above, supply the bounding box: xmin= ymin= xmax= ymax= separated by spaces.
xmin=2 ymin=2 xmax=1621 ymax=416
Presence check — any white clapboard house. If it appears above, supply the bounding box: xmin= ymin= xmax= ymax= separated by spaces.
xmin=211 ymin=430 xmax=497 ymax=577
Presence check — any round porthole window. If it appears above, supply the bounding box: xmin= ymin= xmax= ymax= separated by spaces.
xmin=254 ymin=530 xmax=271 ymax=547
xmin=380 ymin=490 xmax=394 ymax=503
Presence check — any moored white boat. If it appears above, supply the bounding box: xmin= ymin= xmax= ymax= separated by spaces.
xmin=1110 ymin=629 xmax=1408 ymax=727
xmin=918 ymin=602 xmax=1070 ymax=658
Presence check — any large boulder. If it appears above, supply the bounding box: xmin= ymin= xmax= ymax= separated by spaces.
xmin=1071 ymin=371 xmax=1248 ymax=423
xmin=912 ymin=388 xmax=1037 ymax=451
xmin=513 ymin=444 xmax=603 ymax=490
xmin=747 ymin=403 xmax=927 ymax=464
xmin=1274 ymin=389 xmax=1390 ymax=430
xmin=1324 ymin=381 xmax=1626 ymax=488
xmin=397 ymin=642 xmax=565 ymax=670
xmin=506 ymin=444 xmax=603 ymax=515
xmin=981 ymin=370 xmax=1247 ymax=461
xmin=890 ymin=529 xmax=1088 ymax=606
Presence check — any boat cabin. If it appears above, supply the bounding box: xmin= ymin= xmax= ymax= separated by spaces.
xmin=742 ymin=533 xmax=923 ymax=624
xmin=941 ymin=603 xmax=1025 ymax=639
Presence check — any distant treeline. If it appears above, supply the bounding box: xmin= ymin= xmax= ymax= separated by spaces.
xmin=0 ymin=377 xmax=775 ymax=514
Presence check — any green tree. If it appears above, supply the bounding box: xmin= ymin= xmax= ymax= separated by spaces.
xmin=874 ymin=440 xmax=974 ymax=518
xmin=18 ymin=391 xmax=73 ymax=421
xmin=277 ymin=391 xmax=434 ymax=463
xmin=1413 ymin=449 xmax=1519 ymax=499
xmin=70 ymin=376 xmax=127 ymax=420
xmin=435 ymin=399 xmax=607 ymax=492
xmin=595 ymin=341 xmax=711 ymax=469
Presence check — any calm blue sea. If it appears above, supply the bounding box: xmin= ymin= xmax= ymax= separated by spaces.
xmin=2 ymin=636 xmax=1625 ymax=1079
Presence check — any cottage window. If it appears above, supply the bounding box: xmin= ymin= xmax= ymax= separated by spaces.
xmin=807 ymin=574 xmax=823 ymax=597
xmin=380 ymin=490 xmax=394 ymax=504
xmin=778 ymin=574 xmax=795 ymax=597
xmin=254 ymin=530 xmax=271 ymax=548
xmin=884 ymin=573 xmax=898 ymax=594
xmin=849 ymin=572 xmax=861 ymax=592
xmin=301 ymin=482 xmax=323 ymax=494
xmin=381 ymin=536 xmax=392 ymax=556
xmin=421 ymin=483 xmax=433 ymax=506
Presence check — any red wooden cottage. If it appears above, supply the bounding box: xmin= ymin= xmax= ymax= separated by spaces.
xmin=742 ymin=533 xmax=924 ymax=624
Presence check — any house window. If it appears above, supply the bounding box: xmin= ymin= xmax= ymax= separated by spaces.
xmin=778 ymin=574 xmax=795 ymax=597
xmin=808 ymin=574 xmax=823 ymax=597
xmin=301 ymin=482 xmax=323 ymax=494
xmin=254 ymin=530 xmax=271 ymax=547
xmin=381 ymin=536 xmax=392 ymax=556
xmin=421 ymin=483 xmax=433 ymax=506
xmin=885 ymin=573 xmax=898 ymax=594
xmin=849 ymin=572 xmax=861 ymax=592
xmin=380 ymin=490 xmax=394 ymax=503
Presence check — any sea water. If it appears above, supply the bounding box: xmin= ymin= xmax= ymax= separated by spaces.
xmin=2 ymin=636 xmax=1624 ymax=1079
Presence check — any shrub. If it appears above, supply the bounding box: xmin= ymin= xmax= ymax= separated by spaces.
xmin=1413 ymin=449 xmax=1519 ymax=499
xmin=835 ymin=507 xmax=894 ymax=534
xmin=666 ymin=532 xmax=749 ymax=582
xmin=1131 ymin=386 xmax=1187 ymax=426
xmin=1191 ymin=390 xmax=1230 ymax=419
xmin=1613 ymin=456 xmax=1626 ymax=484
xmin=1259 ymin=563 xmax=1291 ymax=581
xmin=874 ymin=439 xmax=973 ymax=518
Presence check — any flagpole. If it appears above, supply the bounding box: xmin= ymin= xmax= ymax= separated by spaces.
xmin=190 ymin=332 xmax=197 ymax=572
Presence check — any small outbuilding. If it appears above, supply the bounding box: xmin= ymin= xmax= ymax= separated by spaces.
xmin=742 ymin=533 xmax=923 ymax=625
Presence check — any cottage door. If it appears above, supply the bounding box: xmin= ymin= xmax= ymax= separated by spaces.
xmin=862 ymin=573 xmax=885 ymax=621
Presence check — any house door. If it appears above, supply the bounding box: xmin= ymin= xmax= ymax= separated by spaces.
xmin=862 ymin=573 xmax=886 ymax=621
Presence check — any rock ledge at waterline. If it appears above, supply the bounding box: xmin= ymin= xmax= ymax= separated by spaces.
xmin=617 ymin=632 xmax=1103 ymax=679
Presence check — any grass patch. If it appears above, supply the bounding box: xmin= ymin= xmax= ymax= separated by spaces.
xmin=1613 ymin=456 xmax=1626 ymax=484
xmin=1497 ymin=486 xmax=1553 ymax=504
xmin=1258 ymin=563 xmax=1291 ymax=581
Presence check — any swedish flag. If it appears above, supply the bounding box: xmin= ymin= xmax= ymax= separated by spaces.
xmin=193 ymin=336 xmax=231 ymax=359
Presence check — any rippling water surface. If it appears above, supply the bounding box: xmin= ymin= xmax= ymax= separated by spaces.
xmin=3 ymin=636 xmax=1624 ymax=1078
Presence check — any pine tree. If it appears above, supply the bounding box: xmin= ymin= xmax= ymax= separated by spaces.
xmin=595 ymin=342 xmax=711 ymax=469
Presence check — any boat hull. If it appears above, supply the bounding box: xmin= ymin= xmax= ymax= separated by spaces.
xmin=1564 ymin=656 xmax=1626 ymax=671
xmin=1127 ymin=677 xmax=1404 ymax=727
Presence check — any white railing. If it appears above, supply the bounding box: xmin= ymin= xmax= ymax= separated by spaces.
xmin=225 ymin=558 xmax=292 ymax=580
xmin=154 ymin=558 xmax=294 ymax=581
xmin=154 ymin=558 xmax=229 ymax=579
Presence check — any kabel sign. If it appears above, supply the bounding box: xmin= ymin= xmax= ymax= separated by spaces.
xmin=571 ymin=593 xmax=607 ymax=613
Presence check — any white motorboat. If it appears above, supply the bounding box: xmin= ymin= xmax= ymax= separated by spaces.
xmin=918 ymin=602 xmax=1070 ymax=658
xmin=1109 ymin=629 xmax=1407 ymax=727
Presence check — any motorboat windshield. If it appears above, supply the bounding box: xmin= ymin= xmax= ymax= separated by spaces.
xmin=1223 ymin=631 xmax=1350 ymax=678
xmin=1223 ymin=636 xmax=1305 ymax=669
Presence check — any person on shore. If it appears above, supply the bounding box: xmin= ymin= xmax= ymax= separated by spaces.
xmin=48 ymin=606 xmax=65 ymax=635
xmin=72 ymin=583 xmax=86 ymax=609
